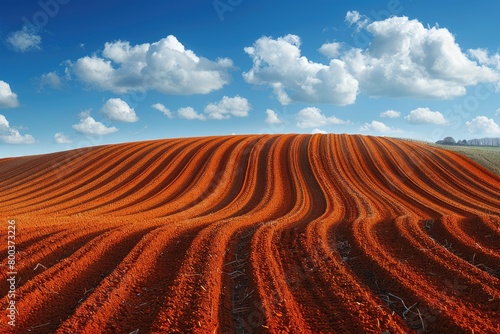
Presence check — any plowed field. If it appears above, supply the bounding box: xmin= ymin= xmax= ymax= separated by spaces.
xmin=1 ymin=134 xmax=499 ymax=333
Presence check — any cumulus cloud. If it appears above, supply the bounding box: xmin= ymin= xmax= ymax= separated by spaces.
xmin=319 ymin=42 xmax=341 ymax=58
xmin=468 ymin=49 xmax=500 ymax=70
xmin=100 ymin=98 xmax=138 ymax=122
xmin=360 ymin=120 xmax=401 ymax=133
xmin=296 ymin=107 xmax=348 ymax=128
xmin=72 ymin=36 xmax=233 ymax=95
xmin=152 ymin=103 xmax=174 ymax=119
xmin=345 ymin=10 xmax=369 ymax=31
xmin=177 ymin=107 xmax=206 ymax=120
xmin=380 ymin=110 xmax=401 ymax=118
xmin=404 ymin=107 xmax=447 ymax=125
xmin=243 ymin=35 xmax=358 ymax=105
xmin=54 ymin=132 xmax=72 ymax=144
xmin=0 ymin=114 xmax=35 ymax=144
xmin=6 ymin=25 xmax=41 ymax=53
xmin=343 ymin=16 xmax=499 ymax=99
xmin=204 ymin=96 xmax=251 ymax=120
xmin=37 ymin=72 xmax=64 ymax=91
xmin=312 ymin=128 xmax=327 ymax=134
xmin=265 ymin=109 xmax=282 ymax=124
xmin=466 ymin=116 xmax=500 ymax=135
xmin=73 ymin=113 xmax=118 ymax=135
xmin=0 ymin=81 xmax=19 ymax=108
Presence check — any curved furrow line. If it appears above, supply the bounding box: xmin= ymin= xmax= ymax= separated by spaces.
xmin=0 ymin=142 xmax=148 ymax=211
xmin=264 ymin=134 xmax=357 ymax=332
xmin=97 ymin=136 xmax=220 ymax=216
xmin=238 ymin=135 xmax=316 ymax=334
xmin=109 ymin=135 xmax=281 ymax=332
xmin=57 ymin=223 xmax=206 ymax=334
xmin=68 ymin=138 xmax=196 ymax=215
xmin=2 ymin=133 xmax=499 ymax=333
xmin=0 ymin=224 xmax=63 ymax=256
xmin=58 ymin=136 xmax=276 ymax=333
xmin=126 ymin=135 xmax=248 ymax=218
xmin=402 ymin=140 xmax=500 ymax=197
xmin=404 ymin=142 xmax=500 ymax=212
xmin=0 ymin=225 xmax=113 ymax=296
xmin=425 ymin=216 xmax=500 ymax=278
xmin=5 ymin=224 xmax=154 ymax=333
xmin=458 ymin=215 xmax=500 ymax=250
xmin=0 ymin=149 xmax=92 ymax=192
xmin=146 ymin=135 xmax=263 ymax=223
xmin=334 ymin=136 xmax=498 ymax=328
xmin=39 ymin=139 xmax=186 ymax=215
xmin=365 ymin=136 xmax=457 ymax=217
xmin=389 ymin=216 xmax=500 ymax=330
xmin=356 ymin=136 xmax=440 ymax=218
xmin=0 ymin=222 xmax=122 ymax=295
xmin=373 ymin=137 xmax=475 ymax=216
xmin=151 ymin=135 xmax=301 ymax=333
xmin=218 ymin=224 xmax=263 ymax=333
xmin=393 ymin=139 xmax=500 ymax=211
xmin=62 ymin=138 xmax=190 ymax=215
xmin=0 ymin=152 xmax=65 ymax=191
xmin=339 ymin=135 xmax=403 ymax=218
xmin=154 ymin=136 xmax=253 ymax=218
xmin=125 ymin=136 xmax=229 ymax=216
xmin=332 ymin=136 xmax=469 ymax=332
xmin=8 ymin=141 xmax=162 ymax=215
xmin=192 ymin=136 xmax=261 ymax=216
xmin=0 ymin=144 xmax=124 ymax=204
xmin=329 ymin=135 xmax=432 ymax=332
xmin=360 ymin=138 xmax=495 ymax=328
xmin=392 ymin=215 xmax=500 ymax=291
xmin=297 ymin=134 xmax=409 ymax=332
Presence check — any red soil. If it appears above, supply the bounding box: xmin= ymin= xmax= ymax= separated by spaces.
xmin=0 ymin=134 xmax=499 ymax=333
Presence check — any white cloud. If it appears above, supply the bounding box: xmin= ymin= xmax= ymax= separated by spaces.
xmin=243 ymin=34 xmax=358 ymax=105
xmin=343 ymin=15 xmax=499 ymax=99
xmin=177 ymin=107 xmax=206 ymax=120
xmin=73 ymin=115 xmax=118 ymax=135
xmin=152 ymin=103 xmax=174 ymax=119
xmin=466 ymin=116 xmax=500 ymax=135
xmin=100 ymin=98 xmax=138 ymax=122
xmin=468 ymin=49 xmax=500 ymax=70
xmin=404 ymin=107 xmax=448 ymax=125
xmin=265 ymin=109 xmax=282 ymax=124
xmin=380 ymin=110 xmax=401 ymax=118
xmin=345 ymin=11 xmax=369 ymax=31
xmin=6 ymin=25 xmax=41 ymax=53
xmin=37 ymin=72 xmax=63 ymax=91
xmin=360 ymin=120 xmax=401 ymax=133
xmin=204 ymin=96 xmax=251 ymax=120
xmin=0 ymin=114 xmax=35 ymax=144
xmin=312 ymin=128 xmax=327 ymax=134
xmin=54 ymin=132 xmax=72 ymax=144
xmin=495 ymin=108 xmax=500 ymax=117
xmin=319 ymin=42 xmax=341 ymax=58
xmin=72 ymin=36 xmax=233 ymax=95
xmin=0 ymin=81 xmax=19 ymax=108
xmin=296 ymin=107 xmax=348 ymax=128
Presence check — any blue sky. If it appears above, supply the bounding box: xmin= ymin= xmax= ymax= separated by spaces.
xmin=1 ymin=0 xmax=500 ymax=157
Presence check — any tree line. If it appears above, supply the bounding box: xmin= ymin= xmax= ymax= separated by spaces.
xmin=436 ymin=137 xmax=500 ymax=147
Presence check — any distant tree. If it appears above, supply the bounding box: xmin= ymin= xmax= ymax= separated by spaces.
xmin=442 ymin=137 xmax=456 ymax=145
xmin=466 ymin=137 xmax=500 ymax=147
